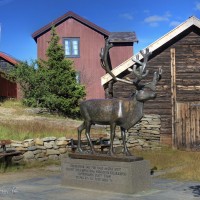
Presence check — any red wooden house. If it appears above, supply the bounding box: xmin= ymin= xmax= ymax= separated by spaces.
xmin=0 ymin=52 xmax=21 ymax=99
xmin=32 ymin=11 xmax=138 ymax=99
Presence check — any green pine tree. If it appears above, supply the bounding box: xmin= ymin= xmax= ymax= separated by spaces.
xmin=39 ymin=26 xmax=86 ymax=117
xmin=10 ymin=26 xmax=86 ymax=118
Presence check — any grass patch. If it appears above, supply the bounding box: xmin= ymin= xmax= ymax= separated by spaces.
xmin=0 ymin=99 xmax=25 ymax=108
xmin=132 ymin=147 xmax=200 ymax=181
xmin=0 ymin=120 xmax=107 ymax=141
xmin=0 ymin=99 xmax=78 ymax=140
xmin=0 ymin=120 xmax=77 ymax=140
xmin=0 ymin=99 xmax=107 ymax=140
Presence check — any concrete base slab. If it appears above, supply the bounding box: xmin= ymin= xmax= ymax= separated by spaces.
xmin=61 ymin=154 xmax=151 ymax=194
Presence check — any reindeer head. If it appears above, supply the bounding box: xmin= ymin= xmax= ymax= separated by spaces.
xmin=129 ymin=48 xmax=162 ymax=102
xmin=100 ymin=42 xmax=162 ymax=100
xmin=104 ymin=47 xmax=162 ymax=101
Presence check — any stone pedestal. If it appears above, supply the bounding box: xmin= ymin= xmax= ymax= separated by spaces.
xmin=61 ymin=154 xmax=151 ymax=194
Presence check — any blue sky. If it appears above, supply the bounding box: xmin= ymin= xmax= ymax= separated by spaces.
xmin=1 ymin=0 xmax=200 ymax=61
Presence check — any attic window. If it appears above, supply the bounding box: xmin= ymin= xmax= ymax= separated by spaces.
xmin=63 ymin=38 xmax=80 ymax=58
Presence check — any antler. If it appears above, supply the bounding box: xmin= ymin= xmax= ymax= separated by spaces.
xmin=144 ymin=67 xmax=162 ymax=91
xmin=131 ymin=48 xmax=152 ymax=82
xmin=100 ymin=43 xmax=157 ymax=88
xmin=100 ymin=39 xmax=133 ymax=84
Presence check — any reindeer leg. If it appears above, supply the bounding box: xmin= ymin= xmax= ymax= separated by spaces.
xmin=121 ymin=127 xmax=132 ymax=156
xmin=85 ymin=122 xmax=96 ymax=154
xmin=108 ymin=123 xmax=116 ymax=156
xmin=77 ymin=122 xmax=85 ymax=153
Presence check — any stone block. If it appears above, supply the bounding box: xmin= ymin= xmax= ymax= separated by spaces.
xmin=15 ymin=147 xmax=27 ymax=152
xmin=58 ymin=148 xmax=67 ymax=154
xmin=27 ymin=146 xmax=37 ymax=151
xmin=32 ymin=149 xmax=42 ymax=155
xmin=46 ymin=149 xmax=60 ymax=155
xmin=61 ymin=155 xmax=151 ymax=194
xmin=11 ymin=143 xmax=23 ymax=147
xmin=37 ymin=157 xmax=48 ymax=162
xmin=23 ymin=141 xmax=35 ymax=147
xmin=56 ymin=140 xmax=68 ymax=146
xmin=35 ymin=152 xmax=46 ymax=159
xmin=35 ymin=145 xmax=46 ymax=150
xmin=57 ymin=137 xmax=67 ymax=141
xmin=49 ymin=155 xmax=59 ymax=160
xmin=24 ymin=139 xmax=34 ymax=143
xmin=44 ymin=142 xmax=54 ymax=149
xmin=23 ymin=151 xmax=35 ymax=159
xmin=43 ymin=137 xmax=57 ymax=142
xmin=35 ymin=138 xmax=44 ymax=146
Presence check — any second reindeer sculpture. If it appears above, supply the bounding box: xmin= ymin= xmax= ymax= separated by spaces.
xmin=77 ymin=47 xmax=162 ymax=156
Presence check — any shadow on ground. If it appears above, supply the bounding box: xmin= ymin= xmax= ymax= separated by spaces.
xmin=189 ymin=185 xmax=200 ymax=197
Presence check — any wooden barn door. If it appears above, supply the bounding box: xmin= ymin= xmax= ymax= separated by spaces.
xmin=175 ymin=102 xmax=200 ymax=149
xmin=171 ymin=48 xmax=200 ymax=149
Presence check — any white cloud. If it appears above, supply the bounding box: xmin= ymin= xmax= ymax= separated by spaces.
xmin=144 ymin=13 xmax=171 ymax=27
xmin=195 ymin=2 xmax=200 ymax=10
xmin=119 ymin=13 xmax=134 ymax=20
xmin=169 ymin=21 xmax=181 ymax=27
xmin=144 ymin=15 xmax=169 ymax=23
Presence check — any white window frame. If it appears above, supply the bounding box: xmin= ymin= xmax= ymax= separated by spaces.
xmin=63 ymin=38 xmax=80 ymax=58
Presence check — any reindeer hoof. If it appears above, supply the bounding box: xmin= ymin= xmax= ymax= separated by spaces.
xmin=90 ymin=149 xmax=97 ymax=155
xmin=125 ymin=150 xmax=132 ymax=156
xmin=107 ymin=150 xmax=115 ymax=156
xmin=77 ymin=147 xmax=83 ymax=153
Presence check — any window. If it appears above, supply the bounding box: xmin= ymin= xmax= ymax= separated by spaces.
xmin=63 ymin=38 xmax=80 ymax=58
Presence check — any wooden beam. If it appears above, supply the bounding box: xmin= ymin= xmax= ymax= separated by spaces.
xmin=177 ymin=85 xmax=200 ymax=90
xmin=101 ymin=16 xmax=200 ymax=86
xmin=171 ymin=48 xmax=177 ymax=148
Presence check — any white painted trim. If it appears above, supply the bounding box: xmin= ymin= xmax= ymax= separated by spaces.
xmin=101 ymin=16 xmax=200 ymax=85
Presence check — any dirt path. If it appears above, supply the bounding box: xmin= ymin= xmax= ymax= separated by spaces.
xmin=0 ymin=165 xmax=61 ymax=184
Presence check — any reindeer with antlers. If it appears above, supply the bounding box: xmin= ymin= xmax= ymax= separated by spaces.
xmin=77 ymin=44 xmax=162 ymax=156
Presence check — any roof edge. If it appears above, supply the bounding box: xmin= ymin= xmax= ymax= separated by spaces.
xmin=32 ymin=11 xmax=110 ymax=42
xmin=101 ymin=16 xmax=200 ymax=85
xmin=0 ymin=52 xmax=18 ymax=65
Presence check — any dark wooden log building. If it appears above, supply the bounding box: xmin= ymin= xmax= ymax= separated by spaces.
xmin=101 ymin=16 xmax=200 ymax=149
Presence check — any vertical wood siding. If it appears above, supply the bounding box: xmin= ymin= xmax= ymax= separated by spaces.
xmin=176 ymin=102 xmax=200 ymax=149
xmin=0 ymin=75 xmax=17 ymax=98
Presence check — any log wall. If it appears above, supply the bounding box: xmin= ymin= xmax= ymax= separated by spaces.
xmin=112 ymin=27 xmax=200 ymax=146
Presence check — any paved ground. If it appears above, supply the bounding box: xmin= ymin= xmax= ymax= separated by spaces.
xmin=0 ymin=169 xmax=200 ymax=200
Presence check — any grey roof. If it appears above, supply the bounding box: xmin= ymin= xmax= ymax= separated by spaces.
xmin=108 ymin=32 xmax=138 ymax=43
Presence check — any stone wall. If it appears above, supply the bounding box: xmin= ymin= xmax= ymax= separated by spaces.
xmin=1 ymin=114 xmax=161 ymax=163
xmin=112 ymin=114 xmax=161 ymax=150
xmin=4 ymin=137 xmax=70 ymax=164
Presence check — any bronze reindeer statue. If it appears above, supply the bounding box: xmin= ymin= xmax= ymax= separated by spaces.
xmin=77 ymin=48 xmax=162 ymax=156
